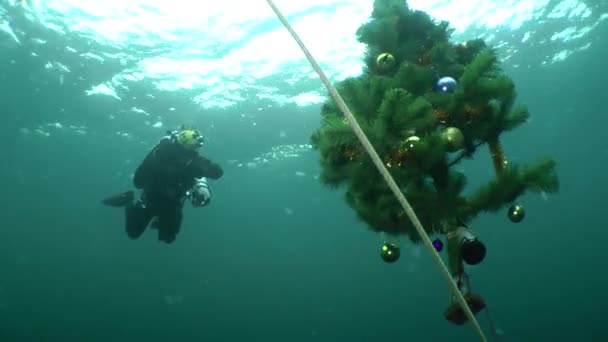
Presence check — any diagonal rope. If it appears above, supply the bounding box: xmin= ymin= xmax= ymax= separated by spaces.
xmin=264 ymin=1 xmax=488 ymax=341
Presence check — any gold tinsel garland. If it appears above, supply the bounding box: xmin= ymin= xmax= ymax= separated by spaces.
xmin=385 ymin=148 xmax=409 ymax=168
xmin=340 ymin=145 xmax=361 ymax=161
xmin=418 ymin=45 xmax=437 ymax=65
xmin=434 ymin=104 xmax=488 ymax=125
xmin=433 ymin=108 xmax=450 ymax=124
xmin=463 ymin=104 xmax=489 ymax=122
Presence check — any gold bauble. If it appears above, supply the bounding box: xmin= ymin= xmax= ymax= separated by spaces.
xmin=508 ymin=204 xmax=525 ymax=223
xmin=376 ymin=52 xmax=396 ymax=71
xmin=387 ymin=136 xmax=420 ymax=167
xmin=442 ymin=127 xmax=464 ymax=152
xmin=403 ymin=136 xmax=421 ymax=152
xmin=380 ymin=242 xmax=400 ymax=263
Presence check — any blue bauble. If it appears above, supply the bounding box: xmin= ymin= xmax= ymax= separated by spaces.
xmin=437 ymin=76 xmax=457 ymax=92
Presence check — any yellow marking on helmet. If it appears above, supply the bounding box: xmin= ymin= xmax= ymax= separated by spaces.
xmin=178 ymin=129 xmax=197 ymax=150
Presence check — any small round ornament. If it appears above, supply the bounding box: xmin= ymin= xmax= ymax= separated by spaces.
xmin=376 ymin=52 xmax=396 ymax=71
xmin=442 ymin=127 xmax=464 ymax=152
xmin=380 ymin=242 xmax=400 ymax=263
xmin=403 ymin=136 xmax=421 ymax=152
xmin=432 ymin=238 xmax=444 ymax=252
xmin=437 ymin=76 xmax=457 ymax=93
xmin=508 ymin=204 xmax=525 ymax=223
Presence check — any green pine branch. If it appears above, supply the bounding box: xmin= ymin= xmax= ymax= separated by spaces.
xmin=460 ymin=158 xmax=559 ymax=220
xmin=310 ymin=0 xmax=560 ymax=242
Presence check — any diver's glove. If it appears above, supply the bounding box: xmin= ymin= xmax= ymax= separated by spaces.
xmin=191 ymin=177 xmax=211 ymax=207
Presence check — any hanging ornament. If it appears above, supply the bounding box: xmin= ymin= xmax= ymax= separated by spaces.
xmin=388 ymin=136 xmax=421 ymax=167
xmin=380 ymin=242 xmax=400 ymax=263
xmin=445 ymin=293 xmax=487 ymax=325
xmin=376 ymin=52 xmax=396 ymax=72
xmin=508 ymin=204 xmax=525 ymax=223
xmin=437 ymin=76 xmax=458 ymax=93
xmin=442 ymin=127 xmax=464 ymax=152
xmin=432 ymin=238 xmax=444 ymax=252
xmin=403 ymin=136 xmax=421 ymax=152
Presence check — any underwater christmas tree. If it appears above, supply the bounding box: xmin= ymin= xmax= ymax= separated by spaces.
xmin=310 ymin=0 xmax=559 ymax=324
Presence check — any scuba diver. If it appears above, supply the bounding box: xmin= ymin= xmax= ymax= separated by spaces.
xmin=102 ymin=127 xmax=224 ymax=244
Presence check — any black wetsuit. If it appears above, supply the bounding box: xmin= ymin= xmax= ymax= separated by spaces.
xmin=126 ymin=137 xmax=223 ymax=243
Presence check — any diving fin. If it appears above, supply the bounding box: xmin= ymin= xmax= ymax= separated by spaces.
xmin=102 ymin=191 xmax=134 ymax=207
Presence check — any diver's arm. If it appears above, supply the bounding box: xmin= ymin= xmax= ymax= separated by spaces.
xmin=192 ymin=155 xmax=224 ymax=180
xmin=133 ymin=137 xmax=171 ymax=189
